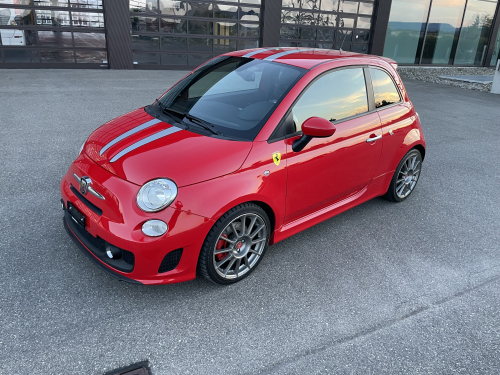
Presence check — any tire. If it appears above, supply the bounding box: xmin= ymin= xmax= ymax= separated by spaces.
xmin=383 ymin=149 xmax=422 ymax=202
xmin=197 ymin=203 xmax=271 ymax=285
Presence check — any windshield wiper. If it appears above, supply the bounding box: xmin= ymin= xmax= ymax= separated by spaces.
xmin=154 ymin=100 xmax=184 ymax=120
xmin=183 ymin=113 xmax=222 ymax=136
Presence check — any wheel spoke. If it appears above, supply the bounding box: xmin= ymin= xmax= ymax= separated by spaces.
xmin=214 ymin=247 xmax=232 ymax=255
xmin=249 ymin=249 xmax=261 ymax=256
xmin=230 ymin=222 xmax=239 ymax=237
xmin=246 ymin=216 xmax=257 ymax=236
xmin=243 ymin=256 xmax=251 ymax=269
xmin=216 ymin=253 xmax=233 ymax=268
xmin=252 ymin=238 xmax=266 ymax=245
xmin=223 ymin=257 xmax=236 ymax=276
xmin=218 ymin=235 xmax=235 ymax=244
xmin=240 ymin=215 xmax=246 ymax=237
xmin=396 ymin=183 xmax=405 ymax=195
xmin=234 ymin=259 xmax=241 ymax=278
xmin=249 ymin=224 xmax=265 ymax=239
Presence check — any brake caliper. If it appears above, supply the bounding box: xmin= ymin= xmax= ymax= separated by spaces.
xmin=215 ymin=233 xmax=229 ymax=261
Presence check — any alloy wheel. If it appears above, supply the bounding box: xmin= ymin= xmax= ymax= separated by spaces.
xmin=396 ymin=153 xmax=422 ymax=199
xmin=212 ymin=213 xmax=267 ymax=279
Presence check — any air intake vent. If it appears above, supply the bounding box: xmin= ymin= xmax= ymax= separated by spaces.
xmin=158 ymin=248 xmax=183 ymax=273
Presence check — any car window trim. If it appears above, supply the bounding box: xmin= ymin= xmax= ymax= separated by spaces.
xmin=367 ymin=66 xmax=403 ymax=111
xmin=268 ymin=64 xmax=372 ymax=143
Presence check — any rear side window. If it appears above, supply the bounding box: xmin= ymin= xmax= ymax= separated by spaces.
xmin=369 ymin=68 xmax=401 ymax=109
xmin=291 ymin=67 xmax=368 ymax=132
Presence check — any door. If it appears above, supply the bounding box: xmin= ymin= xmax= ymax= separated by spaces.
xmin=284 ymin=67 xmax=383 ymax=223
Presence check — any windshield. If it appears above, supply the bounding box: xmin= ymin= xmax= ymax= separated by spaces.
xmin=153 ymin=56 xmax=306 ymax=141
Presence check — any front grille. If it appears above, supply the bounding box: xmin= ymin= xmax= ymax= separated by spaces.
xmin=65 ymin=210 xmax=135 ymax=272
xmin=70 ymin=184 xmax=103 ymax=215
xmin=158 ymin=248 xmax=183 ymax=273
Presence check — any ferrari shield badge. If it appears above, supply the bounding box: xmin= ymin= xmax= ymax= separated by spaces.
xmin=273 ymin=152 xmax=281 ymax=166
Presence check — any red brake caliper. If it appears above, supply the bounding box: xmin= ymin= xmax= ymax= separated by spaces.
xmin=215 ymin=234 xmax=229 ymax=261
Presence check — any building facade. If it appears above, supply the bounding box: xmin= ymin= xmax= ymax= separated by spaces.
xmin=0 ymin=0 xmax=499 ymax=69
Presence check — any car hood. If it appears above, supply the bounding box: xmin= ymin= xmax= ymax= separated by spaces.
xmin=83 ymin=108 xmax=252 ymax=187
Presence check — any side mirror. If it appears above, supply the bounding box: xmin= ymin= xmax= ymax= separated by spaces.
xmin=292 ymin=117 xmax=336 ymax=152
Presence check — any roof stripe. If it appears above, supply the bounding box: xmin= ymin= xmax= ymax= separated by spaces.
xmin=110 ymin=126 xmax=182 ymax=163
xmin=242 ymin=48 xmax=278 ymax=58
xmin=263 ymin=48 xmax=317 ymax=62
xmin=100 ymin=118 xmax=161 ymax=156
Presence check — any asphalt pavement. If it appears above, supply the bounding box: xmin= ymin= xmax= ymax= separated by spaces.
xmin=1 ymin=69 xmax=499 ymax=375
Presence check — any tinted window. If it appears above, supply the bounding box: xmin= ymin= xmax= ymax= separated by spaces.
xmin=156 ymin=57 xmax=305 ymax=140
xmin=291 ymin=68 xmax=368 ymax=132
xmin=370 ymin=68 xmax=401 ymax=108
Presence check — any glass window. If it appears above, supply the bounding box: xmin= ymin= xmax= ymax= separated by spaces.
xmin=159 ymin=0 xmax=186 ymax=15
xmin=189 ymin=37 xmax=212 ymax=51
xmin=3 ymin=49 xmax=39 ymax=62
xmin=357 ymin=17 xmax=370 ymax=29
xmin=155 ymin=57 xmax=305 ymax=140
xmin=237 ymin=39 xmax=258 ymax=49
xmin=421 ymin=0 xmax=465 ymax=65
xmin=71 ymin=12 xmax=105 ymax=27
xmin=338 ymin=17 xmax=354 ymax=28
xmin=316 ymin=27 xmax=335 ymax=41
xmin=300 ymin=27 xmax=316 ymax=39
xmin=188 ymin=20 xmax=213 ymax=34
xmin=188 ymin=53 xmax=212 ymax=65
xmin=239 ymin=23 xmax=259 ymax=37
xmin=301 ymin=0 xmax=320 ymax=10
xmin=188 ymin=2 xmax=213 ymax=17
xmin=320 ymin=0 xmax=338 ymax=11
xmin=383 ymin=0 xmax=430 ymax=64
xmin=34 ymin=0 xmax=69 ymax=7
xmin=490 ymin=28 xmax=500 ymax=66
xmin=339 ymin=1 xmax=358 ymax=13
xmin=369 ymin=68 xmax=401 ymax=108
xmin=239 ymin=6 xmax=260 ymax=21
xmin=161 ymin=36 xmax=187 ymax=50
xmin=73 ymin=32 xmax=106 ymax=48
xmin=133 ymin=52 xmax=160 ymax=64
xmin=40 ymin=50 xmax=75 ymax=63
xmin=292 ymin=68 xmax=368 ymax=132
xmin=358 ymin=2 xmax=373 ymax=15
xmin=37 ymin=30 xmax=73 ymax=46
xmin=36 ymin=10 xmax=71 ymax=26
xmin=281 ymin=9 xmax=299 ymax=24
xmin=0 ymin=9 xmax=34 ymax=26
xmin=76 ymin=50 xmax=107 ymax=63
xmin=69 ymin=0 xmax=103 ymax=9
xmin=215 ymin=21 xmax=238 ymax=36
xmin=317 ymin=12 xmax=336 ymax=26
xmin=213 ymin=38 xmax=237 ymax=52
xmin=131 ymin=34 xmax=160 ymax=50
xmin=160 ymin=17 xmax=187 ymax=33
xmin=454 ymin=0 xmax=497 ymax=65
xmin=130 ymin=16 xmax=159 ymax=32
xmin=282 ymin=0 xmax=300 ymax=8
xmin=130 ymin=0 xmax=158 ymax=12
xmin=214 ymin=4 xmax=238 ymax=19
xmin=161 ymin=53 xmax=187 ymax=65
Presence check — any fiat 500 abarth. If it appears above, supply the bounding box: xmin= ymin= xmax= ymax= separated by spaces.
xmin=61 ymin=48 xmax=426 ymax=285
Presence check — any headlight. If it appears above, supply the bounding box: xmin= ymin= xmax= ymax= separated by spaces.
xmin=77 ymin=141 xmax=85 ymax=157
xmin=136 ymin=178 xmax=177 ymax=212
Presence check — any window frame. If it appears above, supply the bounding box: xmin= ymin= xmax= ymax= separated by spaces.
xmin=268 ymin=64 xmax=404 ymax=143
xmin=367 ymin=66 xmax=403 ymax=111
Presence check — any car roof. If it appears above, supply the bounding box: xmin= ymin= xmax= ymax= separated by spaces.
xmin=226 ymin=47 xmax=396 ymax=70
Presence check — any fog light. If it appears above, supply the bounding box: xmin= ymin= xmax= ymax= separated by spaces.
xmin=105 ymin=244 xmax=122 ymax=259
xmin=142 ymin=220 xmax=168 ymax=237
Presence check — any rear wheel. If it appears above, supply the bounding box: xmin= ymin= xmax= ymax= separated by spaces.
xmin=198 ymin=203 xmax=270 ymax=285
xmin=384 ymin=149 xmax=422 ymax=202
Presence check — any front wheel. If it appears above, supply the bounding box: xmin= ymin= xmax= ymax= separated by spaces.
xmin=198 ymin=203 xmax=270 ymax=285
xmin=384 ymin=149 xmax=422 ymax=202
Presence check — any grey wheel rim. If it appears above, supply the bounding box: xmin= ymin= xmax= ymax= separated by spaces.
xmin=396 ymin=153 xmax=421 ymax=199
xmin=213 ymin=213 xmax=267 ymax=280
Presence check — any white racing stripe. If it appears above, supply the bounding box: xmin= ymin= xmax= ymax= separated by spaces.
xmin=100 ymin=119 xmax=161 ymax=156
xmin=263 ymin=48 xmax=317 ymax=62
xmin=241 ymin=48 xmax=278 ymax=58
xmin=110 ymin=126 xmax=182 ymax=163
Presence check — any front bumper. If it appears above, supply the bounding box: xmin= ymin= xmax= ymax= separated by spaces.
xmin=61 ymin=153 xmax=214 ymax=285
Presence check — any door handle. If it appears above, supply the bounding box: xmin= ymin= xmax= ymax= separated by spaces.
xmin=366 ymin=135 xmax=382 ymax=143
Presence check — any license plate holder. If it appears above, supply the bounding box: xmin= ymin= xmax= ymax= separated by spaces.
xmin=67 ymin=201 xmax=86 ymax=228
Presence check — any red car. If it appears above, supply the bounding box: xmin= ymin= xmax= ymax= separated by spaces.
xmin=61 ymin=48 xmax=426 ymax=285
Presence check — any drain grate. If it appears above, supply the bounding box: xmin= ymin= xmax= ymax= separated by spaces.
xmin=104 ymin=361 xmax=151 ymax=375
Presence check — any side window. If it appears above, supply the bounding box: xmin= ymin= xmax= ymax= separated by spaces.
xmin=291 ymin=68 xmax=368 ymax=132
xmin=369 ymin=68 xmax=401 ymax=109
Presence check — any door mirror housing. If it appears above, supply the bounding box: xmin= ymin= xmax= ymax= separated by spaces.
xmin=292 ymin=117 xmax=336 ymax=152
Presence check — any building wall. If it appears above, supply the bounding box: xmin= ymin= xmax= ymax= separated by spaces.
xmin=0 ymin=0 xmax=498 ymax=68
